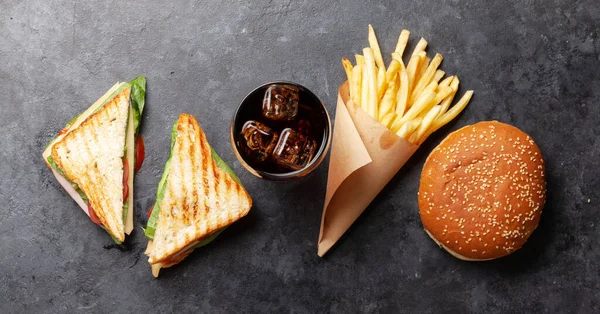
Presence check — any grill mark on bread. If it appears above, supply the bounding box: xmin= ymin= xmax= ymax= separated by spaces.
xmin=212 ymin=164 xmax=220 ymax=216
xmin=195 ymin=119 xmax=210 ymax=223
xmin=179 ymin=126 xmax=190 ymax=223
xmin=199 ymin=122 xmax=213 ymax=221
xmin=190 ymin=124 xmax=199 ymax=220
xmin=224 ymin=177 xmax=232 ymax=197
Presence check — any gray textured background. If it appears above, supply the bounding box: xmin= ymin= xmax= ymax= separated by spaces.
xmin=1 ymin=0 xmax=599 ymax=313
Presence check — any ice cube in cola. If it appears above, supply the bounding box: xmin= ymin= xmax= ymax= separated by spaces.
xmin=262 ymin=84 xmax=300 ymax=120
xmin=239 ymin=120 xmax=279 ymax=162
xmin=272 ymin=128 xmax=317 ymax=170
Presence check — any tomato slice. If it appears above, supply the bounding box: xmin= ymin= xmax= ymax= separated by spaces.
xmin=57 ymin=128 xmax=69 ymax=136
xmin=147 ymin=204 xmax=155 ymax=218
xmin=134 ymin=135 xmax=145 ymax=172
xmin=123 ymin=158 xmax=129 ymax=203
xmin=87 ymin=201 xmax=102 ymax=225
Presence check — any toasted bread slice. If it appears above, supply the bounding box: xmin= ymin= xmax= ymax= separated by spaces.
xmin=43 ymin=83 xmax=124 ymax=214
xmin=147 ymin=114 xmax=252 ymax=265
xmin=51 ymin=88 xmax=131 ymax=242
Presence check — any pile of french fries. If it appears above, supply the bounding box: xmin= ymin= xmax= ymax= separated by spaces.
xmin=342 ymin=25 xmax=474 ymax=145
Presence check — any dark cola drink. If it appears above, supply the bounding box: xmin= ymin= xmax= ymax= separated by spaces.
xmin=233 ymin=83 xmax=327 ymax=174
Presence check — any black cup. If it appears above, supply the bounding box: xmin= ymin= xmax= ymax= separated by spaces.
xmin=230 ymin=81 xmax=332 ymax=181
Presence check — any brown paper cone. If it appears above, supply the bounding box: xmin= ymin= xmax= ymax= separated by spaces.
xmin=317 ymin=82 xmax=419 ymax=257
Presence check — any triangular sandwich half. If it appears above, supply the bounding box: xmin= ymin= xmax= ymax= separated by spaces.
xmin=43 ymin=76 xmax=146 ymax=243
xmin=144 ymin=113 xmax=252 ymax=277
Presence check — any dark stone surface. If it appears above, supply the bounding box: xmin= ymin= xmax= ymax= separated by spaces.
xmin=1 ymin=0 xmax=599 ymax=312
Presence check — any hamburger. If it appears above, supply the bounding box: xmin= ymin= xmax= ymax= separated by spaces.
xmin=418 ymin=121 xmax=546 ymax=261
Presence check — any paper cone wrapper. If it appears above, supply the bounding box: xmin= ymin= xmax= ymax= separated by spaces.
xmin=317 ymin=82 xmax=419 ymax=257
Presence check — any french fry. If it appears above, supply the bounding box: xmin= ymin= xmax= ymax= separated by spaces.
xmin=394 ymin=29 xmax=410 ymax=57
xmin=355 ymin=54 xmax=365 ymax=67
xmin=438 ymin=91 xmax=456 ymax=117
xmin=418 ymin=90 xmax=473 ymax=144
xmin=410 ymin=81 xmax=439 ymax=118
xmin=379 ymin=79 xmax=397 ymax=120
xmin=391 ymin=52 xmax=403 ymax=63
xmin=432 ymin=86 xmax=453 ymax=107
xmin=410 ymin=53 xmax=443 ymax=104
xmin=415 ymin=56 xmax=430 ymax=86
xmin=432 ymin=70 xmax=445 ymax=85
xmin=433 ymin=91 xmax=473 ymax=129
xmin=342 ymin=58 xmax=354 ymax=98
xmin=368 ymin=25 xmax=385 ymax=70
xmin=395 ymin=59 xmax=410 ymax=117
xmin=414 ymin=105 xmax=442 ymax=143
xmin=396 ymin=118 xmax=422 ymax=139
xmin=377 ymin=66 xmax=386 ymax=101
xmin=402 ymin=92 xmax=435 ymax=122
xmin=341 ymin=26 xmax=474 ymax=146
xmin=408 ymin=129 xmax=420 ymax=144
xmin=438 ymin=75 xmax=454 ymax=88
xmin=438 ymin=76 xmax=460 ymax=116
xmin=412 ymin=51 xmax=427 ymax=92
xmin=406 ymin=54 xmax=422 ymax=93
xmin=363 ymin=47 xmax=379 ymax=118
xmin=415 ymin=85 xmax=452 ymax=120
xmin=420 ymin=79 xmax=462 ymax=142
xmin=451 ymin=76 xmax=460 ymax=90
xmin=385 ymin=59 xmax=401 ymax=84
xmin=342 ymin=58 xmax=353 ymax=80
xmin=351 ymin=64 xmax=363 ymax=106
xmin=380 ymin=112 xmax=397 ymax=129
xmin=415 ymin=81 xmax=438 ymax=106
xmin=389 ymin=117 xmax=403 ymax=133
xmin=361 ymin=61 xmax=370 ymax=113
xmin=398 ymin=91 xmax=436 ymax=126
xmin=411 ymin=38 xmax=428 ymax=57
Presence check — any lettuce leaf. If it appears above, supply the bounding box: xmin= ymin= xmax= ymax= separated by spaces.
xmin=129 ymin=76 xmax=146 ymax=135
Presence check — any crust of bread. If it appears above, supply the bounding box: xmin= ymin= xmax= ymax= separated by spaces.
xmin=147 ymin=113 xmax=252 ymax=264
xmin=51 ymin=88 xmax=131 ymax=242
xmin=419 ymin=121 xmax=546 ymax=260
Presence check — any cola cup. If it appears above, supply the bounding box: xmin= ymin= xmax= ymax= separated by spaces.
xmin=231 ymin=81 xmax=332 ymax=181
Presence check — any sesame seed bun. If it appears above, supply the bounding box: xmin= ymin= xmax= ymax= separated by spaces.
xmin=418 ymin=121 xmax=546 ymax=261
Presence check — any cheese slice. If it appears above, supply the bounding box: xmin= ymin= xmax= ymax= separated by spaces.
xmin=43 ymin=81 xmax=136 ymax=234
xmin=124 ymin=99 xmax=135 ymax=234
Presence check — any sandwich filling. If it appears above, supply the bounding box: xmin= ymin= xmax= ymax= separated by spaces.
xmin=43 ymin=76 xmax=146 ymax=243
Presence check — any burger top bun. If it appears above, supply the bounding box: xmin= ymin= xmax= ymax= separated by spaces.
xmin=419 ymin=121 xmax=546 ymax=261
